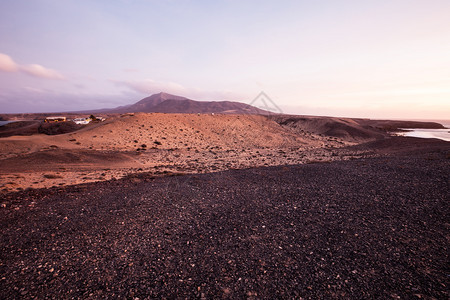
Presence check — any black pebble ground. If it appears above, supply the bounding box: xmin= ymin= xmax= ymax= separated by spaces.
xmin=1 ymin=152 xmax=449 ymax=299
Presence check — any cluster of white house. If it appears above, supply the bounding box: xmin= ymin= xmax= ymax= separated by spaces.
xmin=44 ymin=116 xmax=105 ymax=124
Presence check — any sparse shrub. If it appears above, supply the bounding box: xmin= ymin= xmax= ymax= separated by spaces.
xmin=154 ymin=141 xmax=162 ymax=145
xmin=43 ymin=174 xmax=63 ymax=179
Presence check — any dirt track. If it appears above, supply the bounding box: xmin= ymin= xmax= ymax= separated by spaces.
xmin=1 ymin=146 xmax=449 ymax=299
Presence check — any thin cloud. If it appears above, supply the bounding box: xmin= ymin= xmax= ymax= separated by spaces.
xmin=23 ymin=86 xmax=47 ymax=94
xmin=20 ymin=64 xmax=65 ymax=80
xmin=111 ymin=78 xmax=247 ymax=101
xmin=0 ymin=52 xmax=64 ymax=80
xmin=0 ymin=53 xmax=19 ymax=72
xmin=112 ymin=78 xmax=187 ymax=95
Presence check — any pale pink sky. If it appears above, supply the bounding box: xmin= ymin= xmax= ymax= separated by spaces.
xmin=0 ymin=0 xmax=449 ymax=119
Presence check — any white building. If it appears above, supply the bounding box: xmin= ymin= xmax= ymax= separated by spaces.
xmin=73 ymin=118 xmax=91 ymax=125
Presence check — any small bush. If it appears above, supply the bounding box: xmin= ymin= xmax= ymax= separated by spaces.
xmin=43 ymin=174 xmax=63 ymax=179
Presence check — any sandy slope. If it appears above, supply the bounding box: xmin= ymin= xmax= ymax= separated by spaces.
xmin=0 ymin=113 xmax=375 ymax=192
xmin=64 ymin=113 xmax=306 ymax=150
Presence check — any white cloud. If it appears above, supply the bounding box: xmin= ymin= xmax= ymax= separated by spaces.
xmin=0 ymin=52 xmax=64 ymax=80
xmin=0 ymin=53 xmax=19 ymax=72
xmin=20 ymin=64 xmax=65 ymax=80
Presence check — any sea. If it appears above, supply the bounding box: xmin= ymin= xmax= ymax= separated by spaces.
xmin=0 ymin=121 xmax=15 ymax=126
xmin=401 ymin=126 xmax=450 ymax=142
xmin=397 ymin=120 xmax=450 ymax=142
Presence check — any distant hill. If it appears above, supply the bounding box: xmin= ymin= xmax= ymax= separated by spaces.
xmin=269 ymin=115 xmax=447 ymax=142
xmin=105 ymin=92 xmax=271 ymax=114
xmin=270 ymin=115 xmax=387 ymax=142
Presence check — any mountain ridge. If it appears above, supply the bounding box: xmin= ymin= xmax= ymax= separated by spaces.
xmin=104 ymin=92 xmax=272 ymax=114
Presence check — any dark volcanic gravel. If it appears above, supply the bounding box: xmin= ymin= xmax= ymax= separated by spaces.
xmin=1 ymin=152 xmax=449 ymax=299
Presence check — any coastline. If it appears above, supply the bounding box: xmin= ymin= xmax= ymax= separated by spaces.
xmin=397 ymin=124 xmax=450 ymax=142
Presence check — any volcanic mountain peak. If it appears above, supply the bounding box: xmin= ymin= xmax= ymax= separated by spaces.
xmin=106 ymin=92 xmax=272 ymax=114
xmin=138 ymin=92 xmax=187 ymax=103
xmin=132 ymin=92 xmax=187 ymax=107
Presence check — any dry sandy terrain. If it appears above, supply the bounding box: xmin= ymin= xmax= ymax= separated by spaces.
xmin=0 ymin=113 xmax=372 ymax=193
xmin=1 ymin=113 xmax=449 ymax=299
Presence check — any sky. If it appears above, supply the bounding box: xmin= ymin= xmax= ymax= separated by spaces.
xmin=0 ymin=0 xmax=449 ymax=119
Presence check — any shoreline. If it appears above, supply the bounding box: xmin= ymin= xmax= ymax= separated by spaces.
xmin=396 ymin=126 xmax=450 ymax=142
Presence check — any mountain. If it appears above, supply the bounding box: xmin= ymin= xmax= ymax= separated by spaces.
xmin=105 ymin=92 xmax=271 ymax=114
xmin=108 ymin=92 xmax=187 ymax=113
